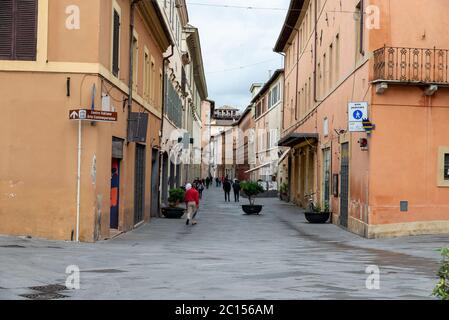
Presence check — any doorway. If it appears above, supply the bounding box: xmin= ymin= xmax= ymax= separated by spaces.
xmin=340 ymin=143 xmax=349 ymax=228
xmin=323 ymin=148 xmax=331 ymax=209
xmin=110 ymin=158 xmax=120 ymax=229
xmin=161 ymin=152 xmax=169 ymax=206
xmin=150 ymin=148 xmax=160 ymax=217
xmin=134 ymin=143 xmax=146 ymax=225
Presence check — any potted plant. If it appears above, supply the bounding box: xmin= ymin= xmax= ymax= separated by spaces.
xmin=279 ymin=183 xmax=289 ymax=201
xmin=433 ymin=248 xmax=449 ymax=300
xmin=241 ymin=181 xmax=265 ymax=215
xmin=161 ymin=188 xmax=186 ymax=219
xmin=304 ymin=201 xmax=331 ymax=224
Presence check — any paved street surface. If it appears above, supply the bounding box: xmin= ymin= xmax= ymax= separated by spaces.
xmin=1 ymin=187 xmax=448 ymax=300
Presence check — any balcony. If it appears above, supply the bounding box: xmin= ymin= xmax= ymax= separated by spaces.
xmin=373 ymin=46 xmax=449 ymax=93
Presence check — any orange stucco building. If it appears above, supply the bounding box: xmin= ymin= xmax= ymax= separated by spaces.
xmin=0 ymin=0 xmax=172 ymax=241
xmin=276 ymin=0 xmax=449 ymax=238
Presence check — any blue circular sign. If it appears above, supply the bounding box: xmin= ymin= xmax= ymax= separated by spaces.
xmin=353 ymin=110 xmax=363 ymax=120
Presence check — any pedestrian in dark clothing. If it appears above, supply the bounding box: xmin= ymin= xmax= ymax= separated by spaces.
xmin=198 ymin=181 xmax=205 ymax=199
xmin=205 ymin=177 xmax=210 ymax=189
xmin=232 ymin=180 xmax=241 ymax=202
xmin=223 ymin=179 xmax=232 ymax=202
xmin=215 ymin=177 xmax=220 ymax=187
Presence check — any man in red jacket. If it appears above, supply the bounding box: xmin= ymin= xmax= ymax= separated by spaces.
xmin=184 ymin=183 xmax=200 ymax=226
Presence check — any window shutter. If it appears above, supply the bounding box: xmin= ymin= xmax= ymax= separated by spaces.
xmin=112 ymin=10 xmax=120 ymax=76
xmin=0 ymin=0 xmax=14 ymax=60
xmin=15 ymin=0 xmax=38 ymax=61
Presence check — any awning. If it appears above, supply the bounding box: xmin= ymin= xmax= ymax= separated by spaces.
xmin=277 ymin=133 xmax=319 ymax=148
xmin=245 ymin=162 xmax=271 ymax=174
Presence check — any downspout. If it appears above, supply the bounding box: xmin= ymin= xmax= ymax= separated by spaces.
xmin=127 ymin=0 xmax=142 ymax=143
xmin=158 ymin=44 xmax=175 ymax=212
xmin=360 ymin=0 xmax=365 ymax=56
xmin=314 ymin=0 xmax=318 ymax=103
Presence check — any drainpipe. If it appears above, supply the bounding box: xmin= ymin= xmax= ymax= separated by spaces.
xmin=158 ymin=45 xmax=175 ymax=212
xmin=127 ymin=0 xmax=142 ymax=143
xmin=276 ymin=52 xmax=286 ymax=133
xmin=360 ymin=0 xmax=365 ymax=56
xmin=314 ymin=0 xmax=318 ymax=103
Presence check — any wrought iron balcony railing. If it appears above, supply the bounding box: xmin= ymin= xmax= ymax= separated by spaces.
xmin=373 ymin=46 xmax=449 ymax=84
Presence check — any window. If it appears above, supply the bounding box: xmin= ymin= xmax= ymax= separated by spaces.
xmin=335 ymin=34 xmax=340 ymax=82
xmin=323 ymin=53 xmax=327 ymax=94
xmin=317 ymin=62 xmax=321 ymax=98
xmin=150 ymin=57 xmax=155 ymax=104
xmin=132 ymin=34 xmax=138 ymax=91
xmin=112 ymin=8 xmax=121 ymax=77
xmin=270 ymin=84 xmax=280 ymax=108
xmin=143 ymin=48 xmax=150 ymax=101
xmin=0 ymin=0 xmax=38 ymax=61
xmin=445 ymin=154 xmax=449 ymax=181
xmin=323 ymin=117 xmax=329 ymax=136
xmin=437 ymin=147 xmax=449 ymax=187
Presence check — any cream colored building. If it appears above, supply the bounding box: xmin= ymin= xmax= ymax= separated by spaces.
xmin=249 ymin=70 xmax=285 ymax=186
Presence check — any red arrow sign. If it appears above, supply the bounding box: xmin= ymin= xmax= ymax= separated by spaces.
xmin=69 ymin=109 xmax=117 ymax=122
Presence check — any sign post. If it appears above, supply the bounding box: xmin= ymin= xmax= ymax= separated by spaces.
xmin=69 ymin=109 xmax=117 ymax=242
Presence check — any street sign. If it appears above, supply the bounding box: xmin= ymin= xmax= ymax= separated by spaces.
xmin=348 ymin=102 xmax=368 ymax=132
xmin=69 ymin=109 xmax=117 ymax=122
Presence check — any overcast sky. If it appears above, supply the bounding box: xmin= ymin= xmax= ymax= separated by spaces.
xmin=187 ymin=0 xmax=290 ymax=110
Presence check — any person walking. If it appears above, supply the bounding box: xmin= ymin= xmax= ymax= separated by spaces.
xmin=232 ymin=179 xmax=241 ymax=202
xmin=198 ymin=180 xmax=205 ymax=199
xmin=184 ymin=183 xmax=200 ymax=226
xmin=223 ymin=178 xmax=232 ymax=202
xmin=205 ymin=177 xmax=210 ymax=189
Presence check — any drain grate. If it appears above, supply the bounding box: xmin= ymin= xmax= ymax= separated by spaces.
xmin=20 ymin=293 xmax=68 ymax=300
xmin=29 ymin=284 xmax=67 ymax=293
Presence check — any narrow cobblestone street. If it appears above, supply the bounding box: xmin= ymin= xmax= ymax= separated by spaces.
xmin=0 ymin=186 xmax=447 ymax=300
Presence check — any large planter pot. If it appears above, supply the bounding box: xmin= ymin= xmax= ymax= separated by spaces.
xmin=279 ymin=193 xmax=289 ymax=202
xmin=161 ymin=207 xmax=185 ymax=219
xmin=242 ymin=205 xmax=263 ymax=215
xmin=305 ymin=211 xmax=331 ymax=224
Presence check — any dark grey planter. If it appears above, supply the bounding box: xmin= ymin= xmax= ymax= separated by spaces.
xmin=161 ymin=207 xmax=185 ymax=219
xmin=242 ymin=205 xmax=263 ymax=215
xmin=305 ymin=212 xmax=331 ymax=224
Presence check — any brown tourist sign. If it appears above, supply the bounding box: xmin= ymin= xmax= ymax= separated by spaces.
xmin=69 ymin=109 xmax=117 ymax=122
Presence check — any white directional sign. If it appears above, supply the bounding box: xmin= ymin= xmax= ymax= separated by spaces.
xmin=348 ymin=102 xmax=368 ymax=132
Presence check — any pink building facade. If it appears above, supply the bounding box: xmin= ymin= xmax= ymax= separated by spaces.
xmin=276 ymin=0 xmax=449 ymax=238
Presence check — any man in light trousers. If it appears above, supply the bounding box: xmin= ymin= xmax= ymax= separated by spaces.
xmin=184 ymin=183 xmax=200 ymax=226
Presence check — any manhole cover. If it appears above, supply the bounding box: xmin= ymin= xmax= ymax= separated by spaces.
xmin=0 ymin=245 xmax=26 ymax=248
xmin=29 ymin=284 xmax=67 ymax=293
xmin=20 ymin=293 xmax=68 ymax=300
